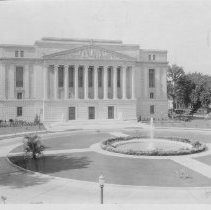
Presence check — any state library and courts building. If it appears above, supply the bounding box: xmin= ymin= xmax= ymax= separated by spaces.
xmin=0 ymin=37 xmax=168 ymax=122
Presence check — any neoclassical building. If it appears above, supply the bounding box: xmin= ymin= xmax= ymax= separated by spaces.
xmin=0 ymin=37 xmax=168 ymax=122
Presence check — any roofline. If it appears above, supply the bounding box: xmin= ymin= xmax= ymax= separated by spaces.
xmin=41 ymin=37 xmax=123 ymax=44
xmin=0 ymin=44 xmax=34 ymax=49
xmin=141 ymin=49 xmax=167 ymax=53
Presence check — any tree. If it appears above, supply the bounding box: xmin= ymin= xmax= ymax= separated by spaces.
xmin=167 ymin=64 xmax=185 ymax=110
xmin=187 ymin=73 xmax=211 ymax=114
xmin=23 ymin=133 xmax=45 ymax=159
xmin=176 ymin=75 xmax=195 ymax=108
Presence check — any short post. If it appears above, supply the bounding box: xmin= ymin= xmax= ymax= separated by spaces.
xmin=99 ymin=174 xmax=105 ymax=204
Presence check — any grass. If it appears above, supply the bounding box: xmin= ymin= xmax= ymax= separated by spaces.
xmin=151 ymin=118 xmax=211 ymax=129
xmin=0 ymin=125 xmax=46 ymax=136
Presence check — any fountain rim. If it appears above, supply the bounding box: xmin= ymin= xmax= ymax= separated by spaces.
xmin=101 ymin=136 xmax=206 ymax=156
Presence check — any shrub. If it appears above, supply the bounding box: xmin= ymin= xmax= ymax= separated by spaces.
xmin=23 ymin=133 xmax=45 ymax=159
xmin=34 ymin=114 xmax=40 ymax=125
xmin=101 ymin=136 xmax=206 ymax=156
xmin=137 ymin=116 xmax=142 ymax=122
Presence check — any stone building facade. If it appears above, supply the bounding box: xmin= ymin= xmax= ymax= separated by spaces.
xmin=0 ymin=37 xmax=168 ymax=122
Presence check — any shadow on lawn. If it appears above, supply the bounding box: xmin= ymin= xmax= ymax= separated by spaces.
xmin=9 ymin=154 xmax=92 ymax=174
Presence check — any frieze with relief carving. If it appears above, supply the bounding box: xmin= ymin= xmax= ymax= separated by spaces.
xmin=44 ymin=46 xmax=135 ymax=61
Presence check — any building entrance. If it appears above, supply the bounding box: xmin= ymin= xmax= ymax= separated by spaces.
xmin=88 ymin=107 xmax=95 ymax=119
xmin=69 ymin=107 xmax=76 ymax=120
xmin=108 ymin=106 xmax=114 ymax=119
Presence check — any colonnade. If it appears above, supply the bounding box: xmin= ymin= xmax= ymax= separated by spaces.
xmin=43 ymin=64 xmax=135 ymax=100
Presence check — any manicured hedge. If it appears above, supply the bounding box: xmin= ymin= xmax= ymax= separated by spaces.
xmin=101 ymin=136 xmax=206 ymax=156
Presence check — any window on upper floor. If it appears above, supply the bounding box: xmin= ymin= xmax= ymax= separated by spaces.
xmin=17 ymin=107 xmax=22 ymax=117
xmin=108 ymin=67 xmax=112 ymax=87
xmin=69 ymin=66 xmax=74 ymax=88
xmin=98 ymin=67 xmax=103 ymax=87
xmin=153 ymin=54 xmax=156 ymax=60
xmin=88 ymin=67 xmax=94 ymax=87
xmin=78 ymin=66 xmax=84 ymax=87
xmin=148 ymin=54 xmax=151 ymax=61
xmin=16 ymin=66 xmax=24 ymax=88
xmin=150 ymin=105 xmax=155 ymax=115
xmin=15 ymin=50 xmax=19 ymax=57
xmin=58 ymin=66 xmax=64 ymax=88
xmin=149 ymin=69 xmax=155 ymax=88
xmin=117 ymin=67 xmax=121 ymax=87
xmin=20 ymin=50 xmax=24 ymax=57
xmin=17 ymin=92 xmax=23 ymax=99
xmin=150 ymin=92 xmax=154 ymax=99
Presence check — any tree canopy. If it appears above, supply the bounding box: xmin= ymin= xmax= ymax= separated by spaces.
xmin=167 ymin=65 xmax=211 ymax=114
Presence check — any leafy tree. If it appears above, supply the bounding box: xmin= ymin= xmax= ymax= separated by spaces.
xmin=167 ymin=64 xmax=185 ymax=110
xmin=23 ymin=133 xmax=45 ymax=159
xmin=176 ymin=75 xmax=195 ymax=108
xmin=187 ymin=73 xmax=211 ymax=114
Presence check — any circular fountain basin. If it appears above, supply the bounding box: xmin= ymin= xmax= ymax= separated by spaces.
xmin=101 ymin=137 xmax=206 ymax=156
xmin=113 ymin=139 xmax=193 ymax=153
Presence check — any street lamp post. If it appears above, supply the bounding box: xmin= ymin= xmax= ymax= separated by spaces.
xmin=99 ymin=174 xmax=105 ymax=204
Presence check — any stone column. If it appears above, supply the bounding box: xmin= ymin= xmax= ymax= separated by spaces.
xmin=24 ymin=65 xmax=30 ymax=99
xmin=144 ymin=67 xmax=148 ymax=98
xmin=155 ymin=68 xmax=160 ymax=98
xmin=103 ymin=66 xmax=108 ymax=99
xmin=43 ymin=65 xmax=48 ymax=100
xmin=0 ymin=63 xmax=6 ymax=99
xmin=54 ymin=65 xmax=58 ymax=100
xmin=64 ymin=65 xmax=69 ymax=99
xmin=74 ymin=65 xmax=78 ymax=99
xmin=122 ymin=66 xmax=127 ymax=99
xmin=161 ymin=68 xmax=167 ymax=98
xmin=131 ymin=67 xmax=135 ymax=99
xmin=113 ymin=66 xmax=117 ymax=99
xmin=9 ymin=65 xmax=15 ymax=99
xmin=94 ymin=66 xmax=98 ymax=99
xmin=84 ymin=65 xmax=88 ymax=99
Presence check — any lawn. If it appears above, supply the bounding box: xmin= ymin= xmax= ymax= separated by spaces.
xmin=152 ymin=118 xmax=211 ymax=129
xmin=0 ymin=125 xmax=46 ymax=136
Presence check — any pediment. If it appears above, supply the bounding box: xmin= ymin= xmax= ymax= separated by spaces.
xmin=43 ymin=45 xmax=135 ymax=61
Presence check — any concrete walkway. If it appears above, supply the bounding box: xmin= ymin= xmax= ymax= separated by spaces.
xmin=1 ymin=129 xmax=211 ymax=204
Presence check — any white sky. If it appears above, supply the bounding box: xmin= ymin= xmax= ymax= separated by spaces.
xmin=0 ymin=0 xmax=211 ymax=75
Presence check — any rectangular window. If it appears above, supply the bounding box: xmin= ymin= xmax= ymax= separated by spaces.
xmin=150 ymin=92 xmax=154 ymax=99
xmin=108 ymin=106 xmax=114 ymax=119
xmin=153 ymin=54 xmax=156 ymax=60
xmin=17 ymin=107 xmax=22 ymax=117
xmin=88 ymin=107 xmax=95 ymax=119
xmin=149 ymin=69 xmax=155 ymax=88
xmin=16 ymin=66 xmax=24 ymax=87
xmin=20 ymin=51 xmax=24 ymax=57
xmin=117 ymin=68 xmax=121 ymax=87
xmin=148 ymin=54 xmax=151 ymax=60
xmin=58 ymin=66 xmax=64 ymax=87
xmin=150 ymin=105 xmax=154 ymax=114
xmin=17 ymin=92 xmax=22 ymax=99
xmin=88 ymin=67 xmax=93 ymax=87
xmin=78 ymin=66 xmax=84 ymax=87
xmin=15 ymin=51 xmax=19 ymax=57
xmin=69 ymin=66 xmax=74 ymax=87
xmin=98 ymin=67 xmax=103 ymax=87
xmin=108 ymin=68 xmax=112 ymax=87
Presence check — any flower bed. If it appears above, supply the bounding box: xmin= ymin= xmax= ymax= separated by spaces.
xmin=101 ymin=136 xmax=206 ymax=156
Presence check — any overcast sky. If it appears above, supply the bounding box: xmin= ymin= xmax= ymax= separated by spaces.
xmin=0 ymin=0 xmax=211 ymax=75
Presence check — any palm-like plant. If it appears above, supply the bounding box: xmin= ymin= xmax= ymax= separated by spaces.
xmin=23 ymin=133 xmax=45 ymax=159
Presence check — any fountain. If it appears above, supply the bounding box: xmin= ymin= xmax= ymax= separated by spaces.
xmin=149 ymin=117 xmax=154 ymax=139
xmin=101 ymin=116 xmax=206 ymax=156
